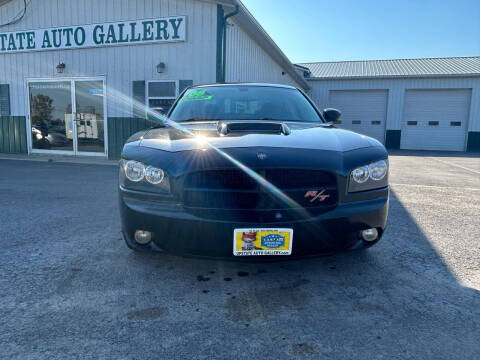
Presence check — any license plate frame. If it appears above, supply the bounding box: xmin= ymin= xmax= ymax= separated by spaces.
xmin=233 ymin=228 xmax=293 ymax=256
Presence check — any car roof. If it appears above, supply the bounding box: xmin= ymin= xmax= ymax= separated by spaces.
xmin=190 ymin=83 xmax=298 ymax=90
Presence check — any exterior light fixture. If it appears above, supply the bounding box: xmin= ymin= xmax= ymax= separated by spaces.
xmin=56 ymin=63 xmax=66 ymax=73
xmin=156 ymin=62 xmax=166 ymax=73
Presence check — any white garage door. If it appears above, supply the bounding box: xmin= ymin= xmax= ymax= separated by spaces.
xmin=328 ymin=90 xmax=388 ymax=143
xmin=401 ymin=89 xmax=471 ymax=151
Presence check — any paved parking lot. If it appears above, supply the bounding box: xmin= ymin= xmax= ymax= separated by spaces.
xmin=0 ymin=153 xmax=479 ymax=359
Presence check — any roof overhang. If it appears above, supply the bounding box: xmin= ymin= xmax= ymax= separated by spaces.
xmin=305 ymin=73 xmax=480 ymax=81
xmin=220 ymin=0 xmax=310 ymax=91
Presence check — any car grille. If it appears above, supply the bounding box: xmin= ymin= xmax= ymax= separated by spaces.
xmin=182 ymin=169 xmax=337 ymax=219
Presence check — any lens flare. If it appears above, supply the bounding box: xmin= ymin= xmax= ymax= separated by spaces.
xmin=194 ymin=134 xmax=208 ymax=146
xmin=20 ymin=54 xmax=325 ymax=240
xmin=101 ymin=85 xmax=312 ymax=219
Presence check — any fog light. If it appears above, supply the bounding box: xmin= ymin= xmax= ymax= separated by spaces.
xmin=361 ymin=228 xmax=378 ymax=242
xmin=134 ymin=230 xmax=152 ymax=245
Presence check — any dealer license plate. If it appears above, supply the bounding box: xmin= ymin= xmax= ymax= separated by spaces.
xmin=233 ymin=228 xmax=293 ymax=256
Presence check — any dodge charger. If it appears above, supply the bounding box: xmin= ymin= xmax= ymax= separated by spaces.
xmin=119 ymin=83 xmax=389 ymax=258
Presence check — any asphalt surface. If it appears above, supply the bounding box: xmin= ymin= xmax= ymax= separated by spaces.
xmin=0 ymin=153 xmax=479 ymax=359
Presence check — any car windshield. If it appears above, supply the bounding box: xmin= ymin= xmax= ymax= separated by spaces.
xmin=168 ymin=85 xmax=324 ymax=122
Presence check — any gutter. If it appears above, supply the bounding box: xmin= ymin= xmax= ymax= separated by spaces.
xmin=216 ymin=1 xmax=310 ymax=91
xmin=222 ymin=5 xmax=239 ymax=83
xmin=216 ymin=4 xmax=239 ymax=83
xmin=227 ymin=0 xmax=310 ymax=91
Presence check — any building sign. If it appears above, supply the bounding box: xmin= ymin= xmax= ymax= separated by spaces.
xmin=0 ymin=16 xmax=186 ymax=54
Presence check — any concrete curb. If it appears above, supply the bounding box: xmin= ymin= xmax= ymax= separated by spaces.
xmin=0 ymin=153 xmax=119 ymax=166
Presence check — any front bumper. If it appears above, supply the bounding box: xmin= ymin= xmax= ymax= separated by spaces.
xmin=119 ymin=187 xmax=389 ymax=258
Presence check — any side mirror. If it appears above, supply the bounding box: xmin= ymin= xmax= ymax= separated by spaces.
xmin=322 ymin=108 xmax=341 ymax=124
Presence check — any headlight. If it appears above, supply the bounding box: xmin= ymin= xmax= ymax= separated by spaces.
xmin=124 ymin=161 xmax=145 ymax=182
xmin=369 ymin=160 xmax=388 ymax=180
xmin=351 ymin=166 xmax=370 ymax=183
xmin=120 ymin=160 xmax=170 ymax=194
xmin=349 ymin=159 xmax=388 ymax=192
xmin=145 ymin=166 xmax=165 ymax=184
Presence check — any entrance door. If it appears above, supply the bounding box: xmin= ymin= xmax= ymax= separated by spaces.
xmin=29 ymin=81 xmax=74 ymax=152
xmin=28 ymin=78 xmax=106 ymax=156
xmin=73 ymin=80 xmax=106 ymax=154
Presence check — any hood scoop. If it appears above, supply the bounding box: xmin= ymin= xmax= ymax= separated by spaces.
xmin=217 ymin=121 xmax=291 ymax=136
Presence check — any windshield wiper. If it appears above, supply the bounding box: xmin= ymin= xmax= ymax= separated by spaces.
xmin=151 ymin=120 xmax=167 ymax=129
xmin=151 ymin=118 xmax=216 ymax=129
xmin=181 ymin=118 xmax=216 ymax=122
xmin=257 ymin=118 xmax=322 ymax=123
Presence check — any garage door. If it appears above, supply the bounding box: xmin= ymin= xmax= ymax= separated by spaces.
xmin=328 ymin=90 xmax=388 ymax=143
xmin=401 ymin=89 xmax=471 ymax=151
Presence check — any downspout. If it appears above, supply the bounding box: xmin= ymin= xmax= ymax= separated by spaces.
xmin=221 ymin=5 xmax=239 ymax=83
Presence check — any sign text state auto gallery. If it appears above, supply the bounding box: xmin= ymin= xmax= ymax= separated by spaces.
xmin=0 ymin=16 xmax=186 ymax=54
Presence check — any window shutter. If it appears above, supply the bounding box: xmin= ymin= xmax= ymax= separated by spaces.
xmin=132 ymin=81 xmax=146 ymax=118
xmin=179 ymin=80 xmax=193 ymax=94
xmin=0 ymin=84 xmax=10 ymax=116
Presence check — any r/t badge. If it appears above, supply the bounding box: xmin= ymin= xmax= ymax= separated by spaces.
xmin=304 ymin=189 xmax=330 ymax=203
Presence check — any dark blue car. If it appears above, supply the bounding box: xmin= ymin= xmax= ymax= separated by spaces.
xmin=118 ymin=83 xmax=389 ymax=258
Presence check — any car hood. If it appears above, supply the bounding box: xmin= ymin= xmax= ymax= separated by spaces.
xmin=134 ymin=121 xmax=381 ymax=152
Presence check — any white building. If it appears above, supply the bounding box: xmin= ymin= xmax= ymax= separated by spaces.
xmin=0 ymin=0 xmax=479 ymax=157
xmin=299 ymin=57 xmax=480 ymax=152
xmin=0 ymin=0 xmax=308 ymax=158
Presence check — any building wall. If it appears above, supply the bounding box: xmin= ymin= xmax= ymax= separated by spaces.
xmin=0 ymin=0 xmax=218 ymax=117
xmin=225 ymin=18 xmax=298 ymax=87
xmin=308 ymin=77 xmax=480 ymax=132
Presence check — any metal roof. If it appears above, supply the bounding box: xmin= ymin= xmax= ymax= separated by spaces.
xmin=298 ymin=57 xmax=480 ymax=80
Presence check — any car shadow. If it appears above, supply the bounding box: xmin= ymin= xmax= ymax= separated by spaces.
xmin=123 ymin=189 xmax=480 ymax=358
xmin=2 ymin=160 xmax=479 ymax=359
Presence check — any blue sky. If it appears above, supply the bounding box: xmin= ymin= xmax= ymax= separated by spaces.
xmin=240 ymin=0 xmax=480 ymax=63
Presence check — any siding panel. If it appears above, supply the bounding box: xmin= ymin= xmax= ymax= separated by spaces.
xmin=225 ymin=18 xmax=299 ymax=88
xmin=0 ymin=0 xmax=218 ymax=118
xmin=308 ymin=77 xmax=480 ymax=134
xmin=106 ymin=117 xmax=156 ymax=159
xmin=0 ymin=116 xmax=28 ymax=153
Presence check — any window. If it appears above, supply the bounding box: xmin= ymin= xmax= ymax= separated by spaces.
xmin=169 ymin=86 xmax=323 ymax=122
xmin=147 ymin=80 xmax=178 ymax=116
xmin=407 ymin=121 xmax=417 ymax=126
xmin=450 ymin=121 xmax=461 ymax=127
xmin=352 ymin=120 xmax=361 ymax=124
xmin=428 ymin=121 xmax=439 ymax=126
xmin=0 ymin=84 xmax=10 ymax=115
xmin=371 ymin=121 xmax=381 ymax=125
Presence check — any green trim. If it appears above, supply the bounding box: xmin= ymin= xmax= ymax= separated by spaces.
xmin=107 ymin=117 xmax=156 ymax=160
xmin=132 ymin=80 xmax=146 ymax=118
xmin=216 ymin=5 xmax=224 ymax=83
xmin=0 ymin=116 xmax=27 ymax=154
xmin=466 ymin=131 xmax=480 ymax=152
xmin=385 ymin=130 xmax=401 ymax=150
